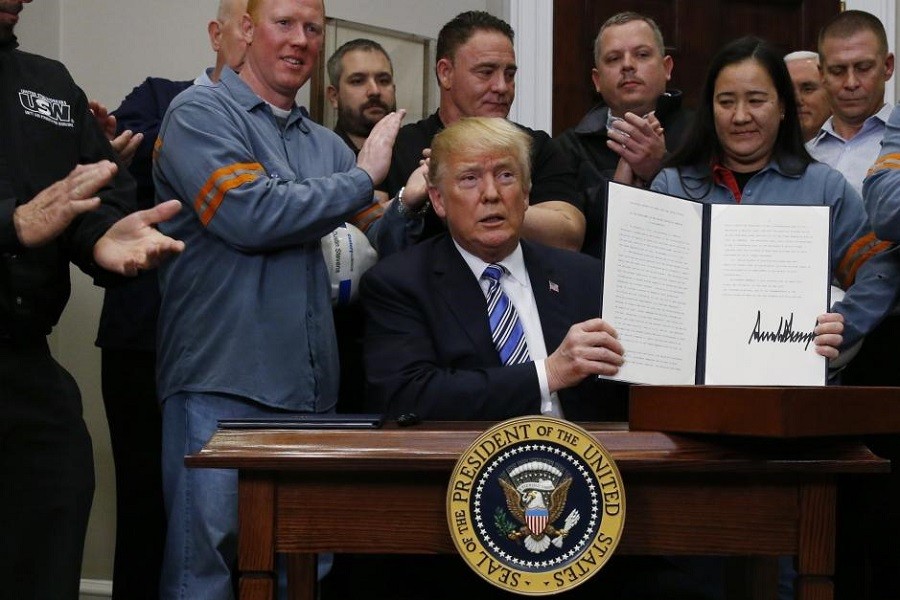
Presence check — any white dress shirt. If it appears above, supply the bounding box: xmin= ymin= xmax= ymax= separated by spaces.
xmin=454 ymin=241 xmax=563 ymax=417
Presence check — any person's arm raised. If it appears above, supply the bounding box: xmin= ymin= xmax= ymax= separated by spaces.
xmin=356 ymin=110 xmax=406 ymax=186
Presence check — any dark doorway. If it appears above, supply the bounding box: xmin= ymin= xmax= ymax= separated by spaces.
xmin=552 ymin=0 xmax=841 ymax=135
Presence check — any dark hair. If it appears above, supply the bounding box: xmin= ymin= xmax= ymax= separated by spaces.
xmin=436 ymin=11 xmax=514 ymax=63
xmin=665 ymin=36 xmax=810 ymax=198
xmin=326 ymin=38 xmax=393 ymax=87
xmin=818 ymin=10 xmax=888 ymax=57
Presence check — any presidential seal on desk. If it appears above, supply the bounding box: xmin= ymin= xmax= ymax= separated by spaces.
xmin=447 ymin=416 xmax=625 ymax=595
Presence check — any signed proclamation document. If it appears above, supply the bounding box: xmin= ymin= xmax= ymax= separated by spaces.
xmin=600 ymin=182 xmax=830 ymax=386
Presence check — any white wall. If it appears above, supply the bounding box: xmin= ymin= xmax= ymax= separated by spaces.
xmin=54 ymin=0 xmax=498 ymax=109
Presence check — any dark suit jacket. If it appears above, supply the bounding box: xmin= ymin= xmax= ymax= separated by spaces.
xmin=360 ymin=235 xmax=628 ymax=421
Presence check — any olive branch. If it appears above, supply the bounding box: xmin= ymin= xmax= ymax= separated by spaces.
xmin=494 ymin=507 xmax=516 ymax=536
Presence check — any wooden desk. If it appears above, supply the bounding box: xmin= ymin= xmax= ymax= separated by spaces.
xmin=187 ymin=423 xmax=887 ymax=600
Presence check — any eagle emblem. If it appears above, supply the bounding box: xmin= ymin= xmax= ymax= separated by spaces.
xmin=496 ymin=459 xmax=581 ymax=554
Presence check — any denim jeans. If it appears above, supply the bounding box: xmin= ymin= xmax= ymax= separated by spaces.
xmin=159 ymin=391 xmax=331 ymax=600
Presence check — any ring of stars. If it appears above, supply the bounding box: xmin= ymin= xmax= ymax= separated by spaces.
xmin=471 ymin=442 xmax=601 ymax=571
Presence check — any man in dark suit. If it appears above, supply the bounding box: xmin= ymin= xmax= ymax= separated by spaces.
xmin=362 ymin=116 xmax=628 ymax=424
xmin=344 ymin=118 xmax=724 ymax=600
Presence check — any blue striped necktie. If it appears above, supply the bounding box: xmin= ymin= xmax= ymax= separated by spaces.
xmin=482 ymin=263 xmax=531 ymax=365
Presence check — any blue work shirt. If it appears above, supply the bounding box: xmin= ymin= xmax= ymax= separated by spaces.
xmin=153 ymin=68 xmax=375 ymax=411
xmin=652 ymin=158 xmax=900 ymax=348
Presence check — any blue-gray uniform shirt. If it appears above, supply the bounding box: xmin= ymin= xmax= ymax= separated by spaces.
xmin=652 ymin=158 xmax=900 ymax=349
xmin=153 ymin=67 xmax=375 ymax=411
xmin=865 ymin=104 xmax=900 ymax=242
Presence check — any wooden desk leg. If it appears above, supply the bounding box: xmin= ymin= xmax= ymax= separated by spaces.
xmin=796 ymin=481 xmax=836 ymax=600
xmin=286 ymin=554 xmax=317 ymax=600
xmin=238 ymin=474 xmax=276 ymax=600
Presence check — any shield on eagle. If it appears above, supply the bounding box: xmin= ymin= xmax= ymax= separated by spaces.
xmin=525 ymin=505 xmax=548 ymax=535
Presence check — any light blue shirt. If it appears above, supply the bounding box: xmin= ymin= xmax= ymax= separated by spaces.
xmin=807 ymin=103 xmax=893 ymax=195
xmin=194 ymin=67 xmax=215 ymax=86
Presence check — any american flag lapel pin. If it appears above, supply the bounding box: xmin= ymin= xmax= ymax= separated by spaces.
xmin=549 ymin=280 xmax=559 ymax=293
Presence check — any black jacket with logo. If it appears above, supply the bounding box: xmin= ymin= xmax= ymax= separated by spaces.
xmin=0 ymin=37 xmax=135 ymax=338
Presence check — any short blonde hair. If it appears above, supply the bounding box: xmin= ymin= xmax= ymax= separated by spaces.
xmin=429 ymin=117 xmax=532 ymax=191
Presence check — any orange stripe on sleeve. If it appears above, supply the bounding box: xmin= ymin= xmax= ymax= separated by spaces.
xmin=867 ymin=152 xmax=900 ymax=177
xmin=844 ymin=241 xmax=892 ymax=288
xmin=193 ymin=162 xmax=264 ymax=214
xmin=837 ymin=232 xmax=890 ymax=288
xmin=349 ymin=203 xmax=385 ymax=233
xmin=199 ymin=173 xmax=258 ymax=226
xmin=838 ymin=233 xmax=878 ymax=282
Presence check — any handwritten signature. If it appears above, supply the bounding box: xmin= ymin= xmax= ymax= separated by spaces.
xmin=747 ymin=310 xmax=815 ymax=350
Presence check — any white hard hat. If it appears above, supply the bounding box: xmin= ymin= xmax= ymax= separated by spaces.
xmin=321 ymin=222 xmax=378 ymax=305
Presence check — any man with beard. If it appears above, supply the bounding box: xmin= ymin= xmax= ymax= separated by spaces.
xmin=323 ymin=39 xmax=396 ymax=414
xmin=327 ymin=38 xmax=397 ymax=155
xmin=0 ymin=1 xmax=184 ymax=597
xmin=326 ymin=39 xmax=395 ymax=224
